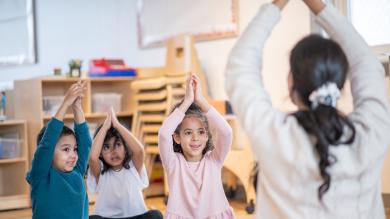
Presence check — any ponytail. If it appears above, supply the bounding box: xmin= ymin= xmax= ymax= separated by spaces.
xmin=293 ymin=104 xmax=355 ymax=200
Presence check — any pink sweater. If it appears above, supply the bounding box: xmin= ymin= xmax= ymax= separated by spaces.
xmin=158 ymin=107 xmax=235 ymax=219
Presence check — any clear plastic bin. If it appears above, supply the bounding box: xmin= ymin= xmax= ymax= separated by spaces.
xmin=0 ymin=138 xmax=22 ymax=159
xmin=92 ymin=93 xmax=122 ymax=113
xmin=43 ymin=96 xmax=64 ymax=116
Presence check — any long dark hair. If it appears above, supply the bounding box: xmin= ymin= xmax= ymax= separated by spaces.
xmin=172 ymin=102 xmax=214 ymax=155
xmin=290 ymin=34 xmax=356 ymax=200
xmin=93 ymin=125 xmax=132 ymax=174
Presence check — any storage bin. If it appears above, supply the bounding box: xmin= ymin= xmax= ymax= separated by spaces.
xmin=43 ymin=96 xmax=64 ymax=116
xmin=92 ymin=93 xmax=122 ymax=113
xmin=0 ymin=138 xmax=21 ymax=159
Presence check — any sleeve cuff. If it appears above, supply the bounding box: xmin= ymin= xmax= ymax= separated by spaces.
xmin=48 ymin=117 xmax=64 ymax=130
xmin=173 ymin=108 xmax=186 ymax=118
xmin=74 ymin=121 xmax=89 ymax=132
xmin=205 ymin=106 xmax=218 ymax=117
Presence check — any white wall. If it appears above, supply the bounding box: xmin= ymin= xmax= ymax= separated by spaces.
xmin=0 ymin=0 xmax=165 ymax=89
xmin=0 ymin=0 xmax=311 ymax=110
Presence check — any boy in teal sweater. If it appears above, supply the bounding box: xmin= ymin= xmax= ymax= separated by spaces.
xmin=26 ymin=81 xmax=91 ymax=219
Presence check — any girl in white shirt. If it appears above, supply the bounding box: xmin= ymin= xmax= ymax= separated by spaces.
xmin=88 ymin=108 xmax=163 ymax=219
xmin=225 ymin=0 xmax=390 ymax=218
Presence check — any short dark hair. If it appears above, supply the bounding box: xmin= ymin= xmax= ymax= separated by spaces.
xmin=93 ymin=125 xmax=132 ymax=174
xmin=37 ymin=125 xmax=75 ymax=146
xmin=171 ymin=102 xmax=214 ymax=155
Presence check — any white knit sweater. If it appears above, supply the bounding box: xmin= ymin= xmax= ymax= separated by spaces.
xmin=225 ymin=3 xmax=390 ymax=219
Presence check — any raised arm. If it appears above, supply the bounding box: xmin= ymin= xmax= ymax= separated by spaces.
xmin=158 ymin=76 xmax=194 ymax=169
xmin=309 ymin=1 xmax=390 ymax=149
xmin=71 ymin=81 xmax=91 ymax=175
xmin=72 ymin=81 xmax=87 ymax=124
xmin=225 ymin=2 xmax=282 ymax=139
xmin=193 ymin=74 xmax=232 ymax=164
xmin=206 ymin=108 xmax=233 ymax=164
xmin=110 ymin=108 xmax=145 ymax=174
xmin=88 ymin=113 xmax=111 ymax=182
xmin=27 ymin=83 xmax=81 ymax=183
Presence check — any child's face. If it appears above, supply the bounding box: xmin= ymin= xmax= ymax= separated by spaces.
xmin=101 ymin=137 xmax=126 ymax=171
xmin=52 ymin=135 xmax=78 ymax=172
xmin=174 ymin=116 xmax=208 ymax=162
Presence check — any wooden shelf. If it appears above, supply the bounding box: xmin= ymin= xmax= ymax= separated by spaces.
xmin=0 ymin=120 xmax=29 ymax=210
xmin=0 ymin=195 xmax=30 ymax=211
xmin=0 ymin=157 xmax=27 ymax=164
xmin=0 ymin=120 xmax=27 ymax=126
xmin=43 ymin=112 xmax=133 ymax=120
xmin=39 ymin=76 xmax=136 ymax=82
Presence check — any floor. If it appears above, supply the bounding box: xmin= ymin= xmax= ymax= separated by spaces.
xmin=0 ymin=197 xmax=255 ymax=219
xmin=0 ymin=198 xmax=388 ymax=219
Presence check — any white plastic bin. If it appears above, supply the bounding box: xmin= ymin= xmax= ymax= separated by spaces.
xmin=43 ymin=96 xmax=64 ymax=116
xmin=92 ymin=93 xmax=122 ymax=113
xmin=0 ymin=138 xmax=22 ymax=159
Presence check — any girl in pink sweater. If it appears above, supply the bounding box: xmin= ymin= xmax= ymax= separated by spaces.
xmin=158 ymin=74 xmax=235 ymax=219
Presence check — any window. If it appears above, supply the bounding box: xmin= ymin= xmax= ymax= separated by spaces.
xmin=313 ymin=0 xmax=390 ymax=57
xmin=0 ymin=0 xmax=37 ymax=67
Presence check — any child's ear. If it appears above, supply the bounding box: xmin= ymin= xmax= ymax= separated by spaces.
xmin=173 ymin=133 xmax=181 ymax=145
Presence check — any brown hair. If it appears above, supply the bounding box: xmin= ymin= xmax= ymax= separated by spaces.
xmin=172 ymin=102 xmax=214 ymax=155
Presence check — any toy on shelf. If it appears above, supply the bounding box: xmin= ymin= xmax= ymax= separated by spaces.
xmin=0 ymin=91 xmax=6 ymax=121
xmin=89 ymin=58 xmax=136 ymax=77
xmin=69 ymin=59 xmax=82 ymax=77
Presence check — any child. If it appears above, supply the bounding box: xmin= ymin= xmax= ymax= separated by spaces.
xmin=158 ymin=74 xmax=235 ymax=218
xmin=225 ymin=0 xmax=390 ymax=218
xmin=87 ymin=108 xmax=163 ymax=219
xmin=26 ymin=81 xmax=91 ymax=219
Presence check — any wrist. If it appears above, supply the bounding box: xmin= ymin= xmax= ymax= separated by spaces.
xmin=272 ymin=0 xmax=288 ymax=10
xmin=112 ymin=122 xmax=120 ymax=130
xmin=182 ymin=99 xmax=192 ymax=108
xmin=196 ymin=98 xmax=210 ymax=112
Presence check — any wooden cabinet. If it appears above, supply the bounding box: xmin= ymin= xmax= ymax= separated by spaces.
xmin=13 ymin=77 xmax=135 ymax=162
xmin=0 ymin=120 xmax=29 ymax=210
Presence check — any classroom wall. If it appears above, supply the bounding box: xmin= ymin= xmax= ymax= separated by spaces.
xmin=0 ymin=0 xmax=311 ymax=111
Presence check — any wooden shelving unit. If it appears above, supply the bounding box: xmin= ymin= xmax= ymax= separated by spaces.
xmin=13 ymin=77 xmax=136 ymax=204
xmin=0 ymin=120 xmax=29 ymax=210
xmin=13 ymin=77 xmax=136 ymax=163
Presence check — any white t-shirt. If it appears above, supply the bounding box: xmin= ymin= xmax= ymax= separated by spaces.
xmin=87 ymin=161 xmax=149 ymax=218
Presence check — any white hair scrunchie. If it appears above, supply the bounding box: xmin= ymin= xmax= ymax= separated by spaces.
xmin=308 ymin=82 xmax=340 ymax=109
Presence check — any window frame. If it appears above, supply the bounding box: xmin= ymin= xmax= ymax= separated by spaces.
xmin=312 ymin=0 xmax=390 ymax=61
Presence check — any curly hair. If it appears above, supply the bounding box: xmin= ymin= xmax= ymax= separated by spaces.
xmin=172 ymin=102 xmax=214 ymax=155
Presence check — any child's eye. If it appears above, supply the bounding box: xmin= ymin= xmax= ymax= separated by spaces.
xmin=199 ymin=130 xmax=206 ymax=135
xmin=74 ymin=147 xmax=78 ymax=152
xmin=184 ymin=131 xmax=192 ymax=136
xmin=63 ymin=148 xmax=70 ymax=152
xmin=103 ymin=145 xmax=110 ymax=151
